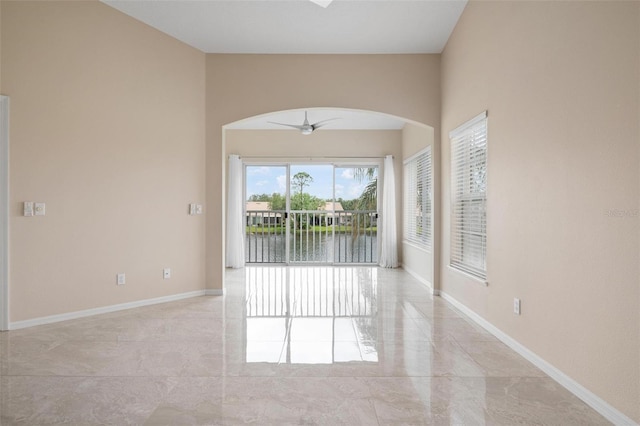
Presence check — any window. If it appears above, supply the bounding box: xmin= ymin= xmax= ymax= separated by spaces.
xmin=450 ymin=111 xmax=487 ymax=280
xmin=403 ymin=147 xmax=432 ymax=250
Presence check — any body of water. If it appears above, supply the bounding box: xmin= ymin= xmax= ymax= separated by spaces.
xmin=245 ymin=233 xmax=378 ymax=263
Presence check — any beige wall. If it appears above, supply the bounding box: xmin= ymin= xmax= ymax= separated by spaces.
xmin=0 ymin=1 xmax=2 ymax=94
xmin=227 ymin=129 xmax=403 ymax=263
xmin=2 ymin=1 xmax=206 ymax=321
xmin=207 ymin=54 xmax=441 ymax=288
xmin=441 ymin=1 xmax=640 ymax=421
xmin=3 ymin=1 xmax=635 ymax=420
xmin=401 ymin=123 xmax=436 ymax=289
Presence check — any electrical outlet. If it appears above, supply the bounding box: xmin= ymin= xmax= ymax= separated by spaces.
xmin=34 ymin=202 xmax=45 ymax=216
xmin=117 ymin=273 xmax=125 ymax=285
xmin=163 ymin=268 xmax=171 ymax=279
xmin=513 ymin=298 xmax=521 ymax=315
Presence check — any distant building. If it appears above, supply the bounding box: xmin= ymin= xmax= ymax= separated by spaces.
xmin=246 ymin=201 xmax=352 ymax=226
xmin=319 ymin=201 xmax=348 ymax=226
xmin=246 ymin=201 xmax=282 ymax=225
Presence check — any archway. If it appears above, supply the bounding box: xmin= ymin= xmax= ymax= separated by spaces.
xmin=220 ymin=107 xmax=439 ymax=294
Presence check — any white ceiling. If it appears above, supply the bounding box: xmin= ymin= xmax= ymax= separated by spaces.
xmin=102 ymin=0 xmax=467 ymax=54
xmin=225 ymin=108 xmax=407 ymax=130
xmin=101 ymin=0 xmax=465 ymax=129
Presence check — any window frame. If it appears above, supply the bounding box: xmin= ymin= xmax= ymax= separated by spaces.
xmin=403 ymin=146 xmax=433 ymax=251
xmin=449 ymin=111 xmax=488 ymax=282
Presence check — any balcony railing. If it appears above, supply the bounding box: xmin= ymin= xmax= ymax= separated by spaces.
xmin=246 ymin=210 xmax=287 ymax=263
xmin=245 ymin=210 xmax=378 ymax=264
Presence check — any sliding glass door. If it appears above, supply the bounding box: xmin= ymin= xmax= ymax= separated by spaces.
xmin=245 ymin=165 xmax=287 ymax=263
xmin=245 ymin=163 xmax=378 ymax=264
xmin=332 ymin=166 xmax=378 ymax=264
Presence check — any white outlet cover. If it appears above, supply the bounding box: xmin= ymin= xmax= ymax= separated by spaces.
xmin=163 ymin=268 xmax=171 ymax=279
xmin=34 ymin=202 xmax=45 ymax=216
xmin=196 ymin=204 xmax=203 ymax=215
xmin=117 ymin=273 xmax=125 ymax=285
xmin=189 ymin=203 xmax=196 ymax=215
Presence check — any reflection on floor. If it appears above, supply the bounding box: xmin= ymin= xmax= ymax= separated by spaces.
xmin=0 ymin=266 xmax=609 ymax=425
xmin=245 ymin=267 xmax=378 ymax=364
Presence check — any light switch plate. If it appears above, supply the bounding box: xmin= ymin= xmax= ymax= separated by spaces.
xmin=514 ymin=298 xmax=521 ymax=315
xmin=163 ymin=268 xmax=171 ymax=279
xmin=189 ymin=203 xmax=196 ymax=215
xmin=23 ymin=201 xmax=34 ymax=217
xmin=117 ymin=273 xmax=125 ymax=285
xmin=34 ymin=202 xmax=45 ymax=216
xmin=196 ymin=204 xmax=203 ymax=215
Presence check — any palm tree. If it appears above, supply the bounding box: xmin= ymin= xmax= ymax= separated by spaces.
xmin=354 ymin=168 xmax=378 ymax=212
xmin=351 ymin=168 xmax=378 ymax=240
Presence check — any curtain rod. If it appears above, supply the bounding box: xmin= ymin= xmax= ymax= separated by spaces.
xmin=230 ymin=155 xmax=390 ymax=160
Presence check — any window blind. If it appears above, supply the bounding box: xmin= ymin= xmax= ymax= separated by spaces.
xmin=449 ymin=112 xmax=487 ymax=280
xmin=403 ymin=147 xmax=432 ymax=250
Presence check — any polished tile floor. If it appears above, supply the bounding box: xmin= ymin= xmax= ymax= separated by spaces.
xmin=0 ymin=267 xmax=608 ymax=425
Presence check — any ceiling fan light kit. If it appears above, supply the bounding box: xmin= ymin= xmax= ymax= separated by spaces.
xmin=309 ymin=0 xmax=334 ymax=8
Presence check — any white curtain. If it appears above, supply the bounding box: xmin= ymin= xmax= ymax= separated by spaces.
xmin=379 ymin=154 xmax=398 ymax=268
xmin=226 ymin=155 xmax=245 ymax=268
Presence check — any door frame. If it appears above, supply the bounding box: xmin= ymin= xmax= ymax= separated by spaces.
xmin=243 ymin=160 xmax=381 ymax=266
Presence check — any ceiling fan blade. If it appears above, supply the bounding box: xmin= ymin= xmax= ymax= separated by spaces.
xmin=311 ymin=117 xmax=341 ymax=129
xmin=268 ymin=121 xmax=306 ymax=130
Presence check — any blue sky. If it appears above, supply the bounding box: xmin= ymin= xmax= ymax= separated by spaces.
xmin=246 ymin=165 xmax=377 ymax=201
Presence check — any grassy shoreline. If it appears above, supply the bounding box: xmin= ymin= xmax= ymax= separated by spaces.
xmin=246 ymin=225 xmax=377 ymax=234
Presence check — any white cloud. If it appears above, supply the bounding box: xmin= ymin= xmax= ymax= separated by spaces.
xmin=335 ymin=183 xmax=344 ymax=197
xmin=256 ymin=180 xmax=269 ymax=187
xmin=247 ymin=166 xmax=270 ymax=176
xmin=341 ymin=169 xmax=354 ymax=179
xmin=348 ymin=183 xmax=365 ymax=198
xmin=276 ymin=175 xmax=287 ymax=192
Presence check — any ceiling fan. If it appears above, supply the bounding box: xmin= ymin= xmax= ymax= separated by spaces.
xmin=268 ymin=111 xmax=341 ymax=135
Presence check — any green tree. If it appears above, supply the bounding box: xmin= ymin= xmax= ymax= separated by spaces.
xmin=248 ymin=193 xmax=271 ymax=201
xmin=292 ymin=172 xmax=313 ymax=197
xmin=291 ymin=193 xmax=323 ymax=211
xmin=269 ymin=192 xmax=286 ymax=211
xmin=290 ymin=172 xmax=321 ymax=230
xmin=336 ymin=197 xmax=357 ymax=210
xmin=354 ymin=168 xmax=378 ymax=211
xmin=350 ymin=168 xmax=378 ymax=240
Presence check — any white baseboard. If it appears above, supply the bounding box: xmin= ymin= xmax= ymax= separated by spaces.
xmin=400 ymin=263 xmax=437 ymax=295
xmin=9 ymin=290 xmax=207 ymax=330
xmin=205 ymin=289 xmax=224 ymax=296
xmin=439 ymin=291 xmax=638 ymax=426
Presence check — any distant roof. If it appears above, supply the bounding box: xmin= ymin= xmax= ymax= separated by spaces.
xmin=246 ymin=201 xmax=270 ymax=211
xmin=321 ymin=201 xmax=344 ymax=212
xmin=247 ymin=201 xmax=344 ymax=212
